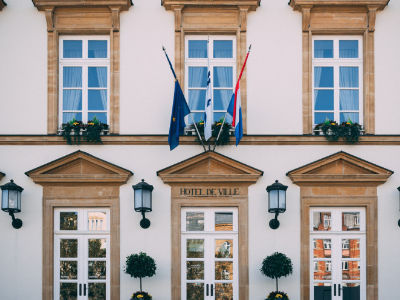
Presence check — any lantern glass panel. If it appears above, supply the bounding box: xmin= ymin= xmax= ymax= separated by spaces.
xmin=134 ymin=189 xmax=143 ymax=211
xmin=2 ymin=190 xmax=8 ymax=211
xmin=268 ymin=190 xmax=278 ymax=212
xmin=8 ymin=190 xmax=18 ymax=210
xmin=278 ymin=190 xmax=286 ymax=211
xmin=142 ymin=190 xmax=152 ymax=211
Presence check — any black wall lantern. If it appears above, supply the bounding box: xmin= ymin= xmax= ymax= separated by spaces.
xmin=397 ymin=186 xmax=400 ymax=227
xmin=266 ymin=180 xmax=287 ymax=230
xmin=133 ymin=179 xmax=153 ymax=229
xmin=1 ymin=179 xmax=23 ymax=229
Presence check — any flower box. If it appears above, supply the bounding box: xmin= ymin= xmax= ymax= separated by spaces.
xmin=59 ymin=118 xmax=109 ymax=144
xmin=314 ymin=120 xmax=363 ymax=143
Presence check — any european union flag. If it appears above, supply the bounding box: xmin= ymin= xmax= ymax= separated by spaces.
xmin=168 ymin=80 xmax=190 ymax=150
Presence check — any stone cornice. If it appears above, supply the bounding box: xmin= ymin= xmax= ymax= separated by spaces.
xmin=162 ymin=0 xmax=260 ymax=11
xmin=289 ymin=0 xmax=390 ymax=11
xmin=32 ymin=0 xmax=132 ymax=11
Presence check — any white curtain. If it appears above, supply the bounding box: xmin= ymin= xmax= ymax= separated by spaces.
xmin=63 ymin=67 xmax=82 ymax=122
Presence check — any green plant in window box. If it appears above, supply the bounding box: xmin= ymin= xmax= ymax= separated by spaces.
xmin=189 ymin=118 xmax=233 ymax=146
xmin=61 ymin=118 xmax=84 ymax=145
xmin=314 ymin=119 xmax=362 ymax=143
xmin=61 ymin=117 xmax=108 ymax=145
xmin=85 ymin=116 xmax=109 ymax=143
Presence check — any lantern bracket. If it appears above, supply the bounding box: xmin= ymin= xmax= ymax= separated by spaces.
xmin=9 ymin=211 xmax=23 ymax=229
xmin=140 ymin=211 xmax=151 ymax=229
xmin=269 ymin=212 xmax=280 ymax=230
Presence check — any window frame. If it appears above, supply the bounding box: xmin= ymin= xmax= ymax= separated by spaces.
xmin=184 ymin=35 xmax=237 ymax=124
xmin=312 ymin=36 xmax=363 ymax=126
xmin=59 ymin=36 xmax=110 ymax=126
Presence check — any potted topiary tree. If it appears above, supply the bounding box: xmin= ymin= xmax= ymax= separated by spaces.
xmin=261 ymin=252 xmax=293 ymax=300
xmin=125 ymin=252 xmax=156 ymax=300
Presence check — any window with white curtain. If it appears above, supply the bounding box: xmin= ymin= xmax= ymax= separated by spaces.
xmin=312 ymin=36 xmax=363 ymax=125
xmin=185 ymin=36 xmax=236 ymax=124
xmin=59 ymin=36 xmax=110 ymax=125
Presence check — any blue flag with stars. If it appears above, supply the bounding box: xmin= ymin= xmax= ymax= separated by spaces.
xmin=168 ymin=80 xmax=191 ymax=150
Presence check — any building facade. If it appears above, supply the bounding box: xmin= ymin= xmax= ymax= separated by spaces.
xmin=0 ymin=0 xmax=399 ymax=300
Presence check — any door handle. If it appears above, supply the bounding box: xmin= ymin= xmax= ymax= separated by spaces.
xmin=333 ymin=284 xmax=336 ymax=296
xmin=206 ymin=283 xmax=209 ymax=296
xmin=338 ymin=284 xmax=341 ymax=297
xmin=79 ymin=283 xmax=82 ymax=296
xmin=83 ymin=283 xmax=87 ymax=296
xmin=210 ymin=284 xmax=214 ymax=297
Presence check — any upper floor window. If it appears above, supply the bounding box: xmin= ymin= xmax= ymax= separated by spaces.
xmin=59 ymin=36 xmax=110 ymax=125
xmin=312 ymin=36 xmax=363 ymax=126
xmin=185 ymin=36 xmax=236 ymax=124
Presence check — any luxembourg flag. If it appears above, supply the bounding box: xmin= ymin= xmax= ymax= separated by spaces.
xmin=227 ymin=46 xmax=251 ymax=146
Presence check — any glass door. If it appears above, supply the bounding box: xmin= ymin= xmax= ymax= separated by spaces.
xmin=310 ymin=208 xmax=366 ymax=300
xmin=54 ymin=208 xmax=110 ymax=300
xmin=181 ymin=208 xmax=238 ymax=300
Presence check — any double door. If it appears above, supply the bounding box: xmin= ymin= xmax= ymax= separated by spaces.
xmin=54 ymin=208 xmax=110 ymax=300
xmin=310 ymin=208 xmax=366 ymax=300
xmin=181 ymin=207 xmax=238 ymax=300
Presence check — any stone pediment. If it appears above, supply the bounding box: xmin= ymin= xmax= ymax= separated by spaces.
xmin=287 ymin=151 xmax=393 ymax=185
xmin=26 ymin=150 xmax=132 ymax=184
xmin=157 ymin=151 xmax=263 ymax=183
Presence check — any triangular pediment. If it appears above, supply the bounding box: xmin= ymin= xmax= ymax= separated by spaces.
xmin=157 ymin=151 xmax=263 ymax=184
xmin=26 ymin=150 xmax=133 ymax=184
xmin=287 ymin=151 xmax=393 ymax=185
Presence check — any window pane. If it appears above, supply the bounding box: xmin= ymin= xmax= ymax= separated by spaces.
xmin=213 ymin=40 xmax=233 ymax=58
xmin=88 ymin=112 xmax=107 ymax=124
xmin=88 ymin=40 xmax=107 ymax=58
xmin=187 ymin=283 xmax=204 ymax=300
xmin=88 ymin=67 xmax=107 ymax=88
xmin=342 ymin=283 xmax=360 ymax=300
xmin=60 ymin=261 xmax=78 ymax=280
xmin=63 ymin=67 xmax=82 ymax=88
xmin=215 ymin=239 xmax=233 ymax=258
xmin=340 ymin=112 xmax=359 ymax=123
xmin=340 ymin=67 xmax=359 ymax=88
xmin=314 ymin=112 xmax=334 ymax=124
xmin=213 ymin=67 xmax=233 ymax=88
xmin=214 ymin=112 xmax=229 ymax=123
xmin=342 ymin=212 xmax=360 ymax=231
xmin=63 ymin=90 xmax=82 ymax=110
xmin=88 ymin=90 xmax=107 ymax=110
xmin=313 ymin=239 xmax=332 ymax=258
xmin=314 ymin=261 xmax=332 ymax=280
xmin=214 ymin=89 xmax=233 ymax=110
xmin=60 ymin=283 xmax=77 ymax=300
xmin=215 ymin=261 xmax=233 ymax=280
xmin=189 ymin=67 xmax=208 ymax=88
xmin=88 ymin=212 xmax=107 ymax=231
xmin=342 ymin=261 xmax=360 ymax=280
xmin=88 ymin=239 xmax=107 ymax=258
xmin=313 ymin=212 xmax=331 ymax=231
xmin=187 ymin=112 xmax=203 ymax=124
xmin=313 ymin=283 xmax=331 ymax=300
xmin=340 ymin=40 xmax=358 ymax=58
xmin=215 ymin=212 xmax=233 ymax=231
xmin=88 ymin=261 xmax=106 ymax=279
xmin=187 ymin=261 xmax=204 ymax=280
xmin=215 ymin=283 xmax=233 ymax=300
xmin=60 ymin=239 xmax=78 ymax=258
xmin=188 ymin=40 xmax=208 ymax=58
xmin=340 ymin=90 xmax=359 ymax=110
xmin=88 ymin=283 xmax=106 ymax=300
xmin=63 ymin=112 xmax=82 ymax=123
xmin=187 ymin=239 xmax=204 ymax=258
xmin=186 ymin=212 xmax=204 ymax=231
xmin=189 ymin=90 xmax=206 ymax=110
xmin=63 ymin=40 xmax=82 ymax=58
xmin=314 ymin=67 xmax=333 ymax=88
xmin=342 ymin=239 xmax=360 ymax=258
xmin=314 ymin=40 xmax=333 ymax=58
xmin=60 ymin=212 xmax=78 ymax=230
xmin=314 ymin=90 xmax=334 ymax=110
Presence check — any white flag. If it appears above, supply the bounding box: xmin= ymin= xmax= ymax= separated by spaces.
xmin=204 ymin=69 xmax=213 ymax=141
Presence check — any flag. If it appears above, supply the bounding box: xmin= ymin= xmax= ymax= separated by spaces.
xmin=163 ymin=47 xmax=191 ymax=150
xmin=227 ymin=49 xmax=250 ymax=146
xmin=204 ymin=69 xmax=212 ymax=141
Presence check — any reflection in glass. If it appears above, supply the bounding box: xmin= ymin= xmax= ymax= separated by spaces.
xmin=215 ymin=212 xmax=233 ymax=231
xmin=313 ymin=261 xmax=332 ymax=280
xmin=342 ymin=213 xmax=360 ymax=231
xmin=187 ymin=239 xmax=204 ymax=258
xmin=342 ymin=283 xmax=360 ymax=300
xmin=313 ymin=239 xmax=331 ymax=258
xmin=60 ymin=282 xmax=77 ymax=300
xmin=88 ymin=239 xmax=107 ymax=258
xmin=313 ymin=212 xmax=331 ymax=231
xmin=342 ymin=239 xmax=360 ymax=258
xmin=60 ymin=261 xmax=78 ymax=279
xmin=60 ymin=212 xmax=78 ymax=230
xmin=88 ymin=261 xmax=106 ymax=279
xmin=215 ymin=283 xmax=233 ymax=300
xmin=313 ymin=283 xmax=331 ymax=300
xmin=186 ymin=212 xmax=204 ymax=231
xmin=187 ymin=283 xmax=204 ymax=300
xmin=215 ymin=239 xmax=233 ymax=258
xmin=215 ymin=261 xmax=233 ymax=280
xmin=88 ymin=212 xmax=107 ymax=231
xmin=187 ymin=261 xmax=204 ymax=280
xmin=88 ymin=283 xmax=106 ymax=300
xmin=60 ymin=239 xmax=78 ymax=258
xmin=88 ymin=40 xmax=107 ymax=58
xmin=342 ymin=261 xmax=360 ymax=280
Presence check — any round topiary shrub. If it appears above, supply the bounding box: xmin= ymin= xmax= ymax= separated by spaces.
xmin=261 ymin=252 xmax=293 ymax=292
xmin=125 ymin=252 xmax=156 ymax=295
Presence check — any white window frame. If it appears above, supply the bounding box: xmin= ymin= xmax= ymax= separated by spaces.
xmin=312 ymin=36 xmax=363 ymax=126
xmin=184 ymin=35 xmax=236 ymax=123
xmin=59 ymin=36 xmax=110 ymax=126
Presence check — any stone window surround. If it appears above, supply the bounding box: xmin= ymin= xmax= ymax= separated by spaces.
xmin=162 ymin=0 xmax=260 ymax=134
xmin=290 ymin=0 xmax=390 ymax=135
xmin=32 ymin=0 xmax=132 ymax=134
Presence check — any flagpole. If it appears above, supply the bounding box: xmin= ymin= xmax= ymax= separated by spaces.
xmin=162 ymin=46 xmax=207 ymax=152
xmin=212 ymin=44 xmax=251 ymax=151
